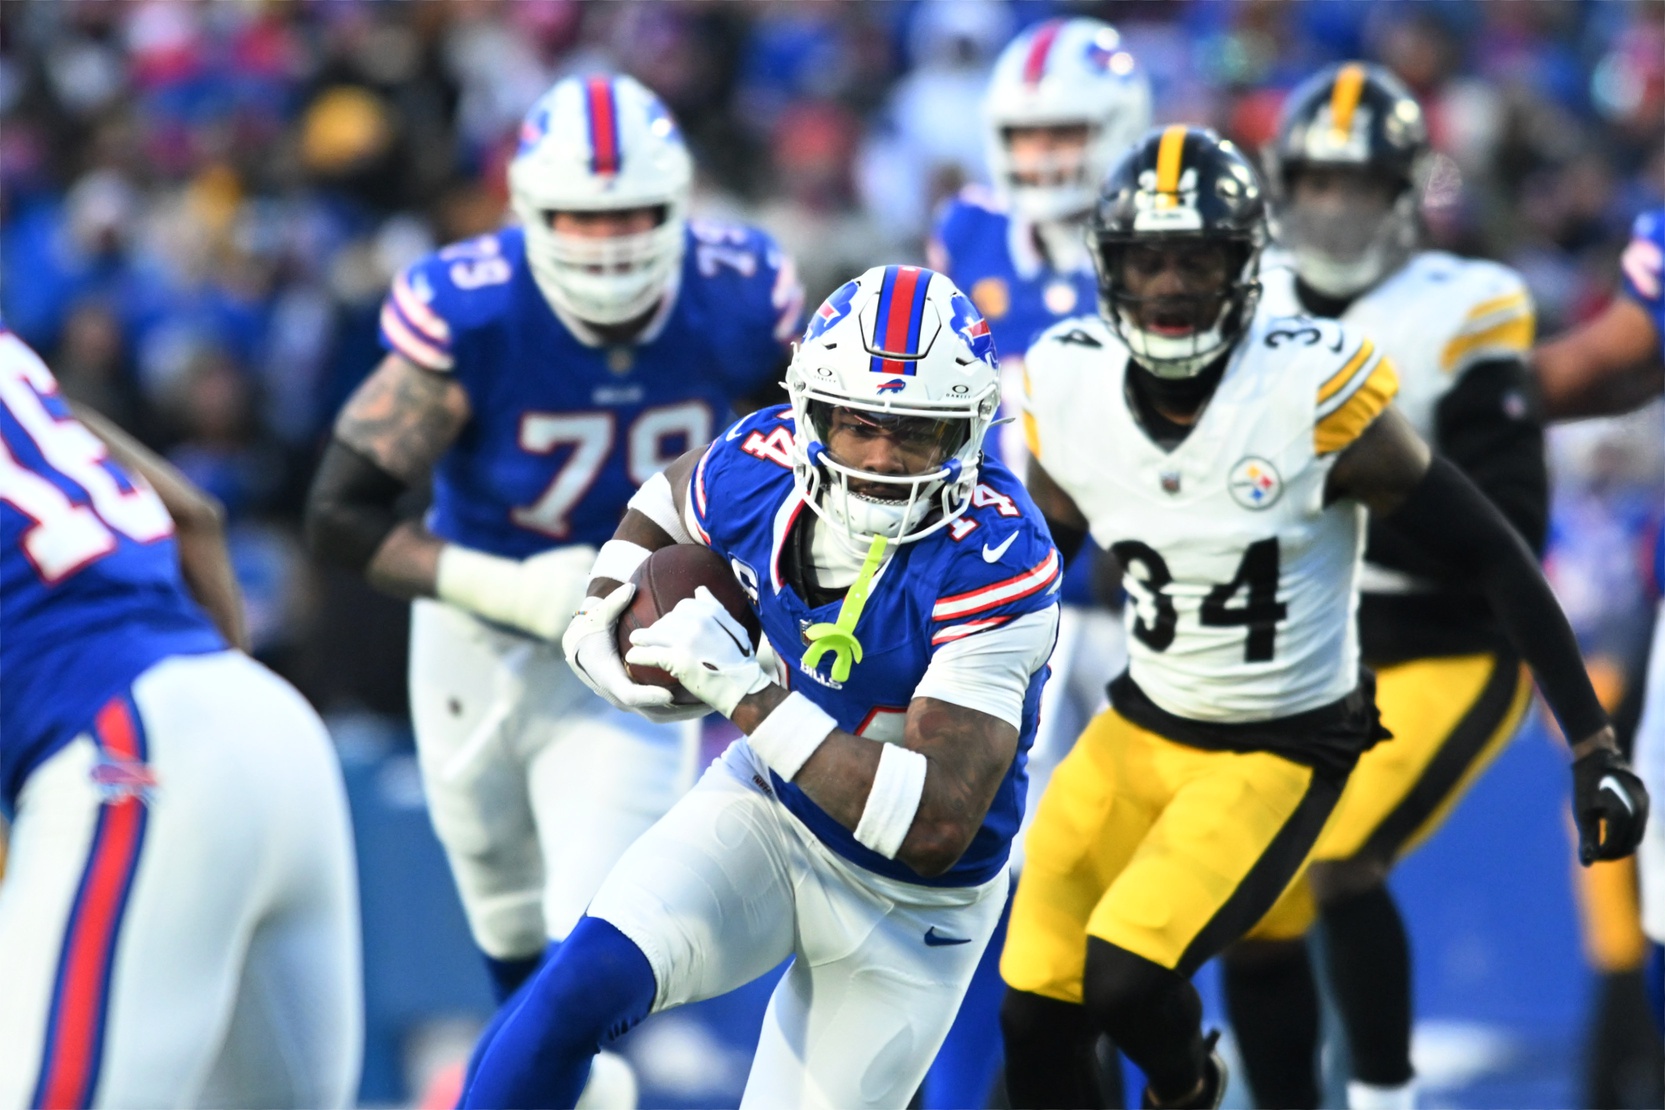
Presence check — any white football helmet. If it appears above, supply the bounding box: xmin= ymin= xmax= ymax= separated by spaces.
xmin=786 ymin=266 xmax=1000 ymax=548
xmin=508 ymin=74 xmax=693 ymax=326
xmin=984 ymin=18 xmax=1152 ymax=223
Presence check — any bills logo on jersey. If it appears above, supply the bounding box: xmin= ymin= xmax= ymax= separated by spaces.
xmin=948 ymin=291 xmax=998 ymax=367
xmin=1228 ymin=457 xmax=1282 ymax=510
xmin=90 ymin=756 xmax=158 ymax=804
xmin=806 ymin=279 xmax=860 ymax=342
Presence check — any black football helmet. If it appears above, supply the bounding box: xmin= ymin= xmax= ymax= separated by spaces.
xmin=1264 ymin=62 xmax=1431 ymax=297
xmin=1089 ymin=125 xmax=1268 ymax=379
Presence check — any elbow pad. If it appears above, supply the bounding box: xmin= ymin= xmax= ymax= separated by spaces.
xmin=305 ymin=439 xmax=408 ymax=572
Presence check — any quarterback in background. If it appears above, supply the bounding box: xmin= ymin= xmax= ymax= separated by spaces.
xmin=305 ymin=71 xmax=801 ymax=1061
xmin=925 ymin=22 xmax=1149 ymax=1102
xmin=1222 ymin=63 xmax=1548 ymax=1110
xmin=0 ymin=327 xmax=361 ymax=1108
xmin=464 ymin=266 xmax=1060 ymax=1109
xmin=1002 ymin=127 xmax=1647 ymax=1110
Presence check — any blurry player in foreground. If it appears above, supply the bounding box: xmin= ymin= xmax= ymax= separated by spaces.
xmin=1002 ymin=126 xmax=1645 ymax=1110
xmin=305 ymin=71 xmax=800 ymax=1042
xmin=924 ymin=17 xmax=1149 ymax=1104
xmin=0 ymin=326 xmax=361 ymax=1107
xmin=1221 ymin=64 xmax=1547 ymax=1110
xmin=1535 ymin=206 xmax=1665 ymax=1085
xmin=462 ymin=266 xmax=1059 ymax=1108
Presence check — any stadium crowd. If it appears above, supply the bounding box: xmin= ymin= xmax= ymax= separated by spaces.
xmin=3 ymin=0 xmax=1660 ymax=716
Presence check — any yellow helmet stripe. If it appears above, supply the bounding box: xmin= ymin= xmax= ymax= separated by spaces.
xmin=1329 ymin=62 xmax=1368 ymax=139
xmin=1154 ymin=124 xmax=1188 ymax=197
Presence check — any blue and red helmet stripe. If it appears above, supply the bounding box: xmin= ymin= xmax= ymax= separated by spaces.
xmin=868 ymin=265 xmax=932 ymax=376
xmin=585 ymin=76 xmax=621 ymax=176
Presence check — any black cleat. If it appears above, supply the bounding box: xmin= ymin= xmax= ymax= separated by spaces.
xmin=1140 ymin=1029 xmax=1227 ymax=1110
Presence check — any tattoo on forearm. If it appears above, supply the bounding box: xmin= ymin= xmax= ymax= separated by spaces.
xmin=335 ymin=359 xmax=468 ymax=481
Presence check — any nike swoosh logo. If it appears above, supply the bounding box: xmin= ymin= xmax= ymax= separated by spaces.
xmin=714 ymin=616 xmax=749 ymax=659
xmin=982 ymin=533 xmax=1018 ymax=562
xmin=924 ymin=927 xmax=971 ymax=947
xmin=1600 ymin=774 xmax=1635 ymax=815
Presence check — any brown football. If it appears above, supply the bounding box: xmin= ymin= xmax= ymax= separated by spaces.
xmin=616 ymin=544 xmax=763 ymax=703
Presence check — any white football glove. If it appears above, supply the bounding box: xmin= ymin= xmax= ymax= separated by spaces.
xmin=435 ymin=543 xmax=598 ymax=642
xmin=625 ymin=587 xmax=772 ymax=718
xmin=562 ymin=585 xmax=709 ymax=723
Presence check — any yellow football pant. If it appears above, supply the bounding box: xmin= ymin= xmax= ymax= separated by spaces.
xmin=1248 ymin=652 xmax=1530 ymax=940
xmin=1002 ymin=705 xmax=1342 ymax=1001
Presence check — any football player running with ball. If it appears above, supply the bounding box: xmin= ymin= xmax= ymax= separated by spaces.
xmin=924 ymin=17 xmax=1151 ymax=1104
xmin=305 ymin=69 xmax=801 ymax=1050
xmin=1001 ymin=126 xmax=1647 ymax=1110
xmin=463 ymin=266 xmax=1060 ymax=1109
xmin=1221 ymin=63 xmax=1552 ymax=1110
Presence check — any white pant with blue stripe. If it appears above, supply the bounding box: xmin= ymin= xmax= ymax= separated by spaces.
xmin=0 ymin=650 xmax=361 ymax=1109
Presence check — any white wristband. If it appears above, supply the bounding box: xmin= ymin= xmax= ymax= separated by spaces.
xmin=628 ymin=471 xmax=692 ymax=544
xmin=854 ymin=743 xmax=927 ymax=860
xmin=591 ymin=539 xmax=652 ymax=584
xmin=746 ymin=691 xmax=836 ymax=781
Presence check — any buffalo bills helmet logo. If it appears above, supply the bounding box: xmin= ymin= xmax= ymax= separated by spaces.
xmin=948 ymin=292 xmax=998 ymax=367
xmin=876 ymin=378 xmax=907 ymax=394
xmin=806 ymin=279 xmax=860 ymax=342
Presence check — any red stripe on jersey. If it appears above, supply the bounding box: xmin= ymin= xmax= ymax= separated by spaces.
xmin=932 ymin=549 xmax=1060 ymax=621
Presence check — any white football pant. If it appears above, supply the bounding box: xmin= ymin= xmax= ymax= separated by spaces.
xmin=0 ymin=651 xmax=362 ymax=1109
xmin=408 ymin=599 xmax=699 ymax=959
xmin=588 ymin=739 xmax=1009 ymax=1110
xmin=1636 ymin=598 xmax=1665 ymax=943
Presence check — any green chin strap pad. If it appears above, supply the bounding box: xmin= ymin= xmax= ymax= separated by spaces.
xmin=800 ymin=533 xmax=889 ymax=683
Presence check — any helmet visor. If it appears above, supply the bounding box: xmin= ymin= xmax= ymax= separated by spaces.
xmin=808 ymin=402 xmax=970 ymax=487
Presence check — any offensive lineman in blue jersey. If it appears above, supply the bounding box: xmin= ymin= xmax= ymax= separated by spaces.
xmin=1535 ymin=209 xmax=1665 ymax=991
xmin=459 ymin=266 xmax=1061 ymax=1108
xmin=923 ymin=19 xmax=1150 ymax=1105
xmin=304 ymin=71 xmax=804 ymax=1057
xmin=0 ymin=327 xmax=361 ymax=1107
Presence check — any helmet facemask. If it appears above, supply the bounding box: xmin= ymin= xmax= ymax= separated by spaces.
xmin=1094 ymin=235 xmax=1261 ymax=379
xmin=517 ymin=199 xmax=686 ymax=326
xmin=1276 ymin=164 xmax=1417 ymax=298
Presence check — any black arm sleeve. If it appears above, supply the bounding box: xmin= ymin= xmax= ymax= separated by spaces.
xmin=1366 ymin=356 xmax=1547 ymax=577
xmin=1045 ymin=514 xmax=1088 ymax=567
xmin=1382 ymin=456 xmax=1606 ymax=743
xmin=304 ymin=438 xmax=410 ymax=572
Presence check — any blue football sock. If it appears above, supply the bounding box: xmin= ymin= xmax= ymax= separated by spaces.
xmin=463 ymin=916 xmax=656 ymax=1109
xmin=484 ymin=950 xmax=545 ymax=1004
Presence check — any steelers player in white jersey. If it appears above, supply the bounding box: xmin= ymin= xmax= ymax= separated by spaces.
xmin=1213 ymin=64 xmax=1548 ymax=1110
xmin=998 ymin=126 xmax=1648 ymax=1110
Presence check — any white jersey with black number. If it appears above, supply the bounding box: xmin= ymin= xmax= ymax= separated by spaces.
xmin=1022 ymin=308 xmax=1398 ymax=722
xmin=1259 ymin=249 xmax=1534 ymax=596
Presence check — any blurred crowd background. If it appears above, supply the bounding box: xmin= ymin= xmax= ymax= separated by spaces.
xmin=3 ymin=1 xmax=1662 ymax=1104
xmin=4 ymin=0 xmax=1662 ymax=711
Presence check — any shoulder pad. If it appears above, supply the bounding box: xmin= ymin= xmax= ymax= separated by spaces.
xmin=1311 ymin=321 xmax=1399 ymax=455
xmin=381 ymin=232 xmax=521 ymax=371
xmin=1437 ymin=258 xmax=1534 ymax=376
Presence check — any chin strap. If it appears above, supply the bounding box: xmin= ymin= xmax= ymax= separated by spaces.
xmin=801 ymin=533 xmax=888 ymax=682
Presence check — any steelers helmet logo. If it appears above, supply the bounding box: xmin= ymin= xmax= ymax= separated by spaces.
xmin=1228 ymin=457 xmax=1282 ymax=510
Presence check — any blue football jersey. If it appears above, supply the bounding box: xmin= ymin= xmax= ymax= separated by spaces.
xmin=379 ymin=220 xmax=803 ymax=557
xmin=0 ymin=329 xmax=223 ymax=811
xmin=1621 ymin=208 xmax=1665 ymax=359
xmin=688 ymin=405 xmax=1060 ymax=887
xmin=931 ymin=188 xmax=1097 ymax=392
xmin=931 ymin=188 xmax=1102 ymax=602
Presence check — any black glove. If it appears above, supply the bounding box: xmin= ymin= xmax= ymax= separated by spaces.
xmin=1572 ymin=746 xmax=1650 ymax=865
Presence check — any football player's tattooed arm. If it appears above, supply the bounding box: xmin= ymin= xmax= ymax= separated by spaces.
xmin=72 ymin=402 xmax=249 ymax=651
xmin=1326 ymin=406 xmax=1612 ymax=751
xmin=1534 ymin=296 xmax=1664 ymax=419
xmin=306 ymin=353 xmax=470 ymax=598
xmin=731 ymin=688 xmax=1019 ymax=878
xmin=1026 ymin=458 xmax=1090 ymax=566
